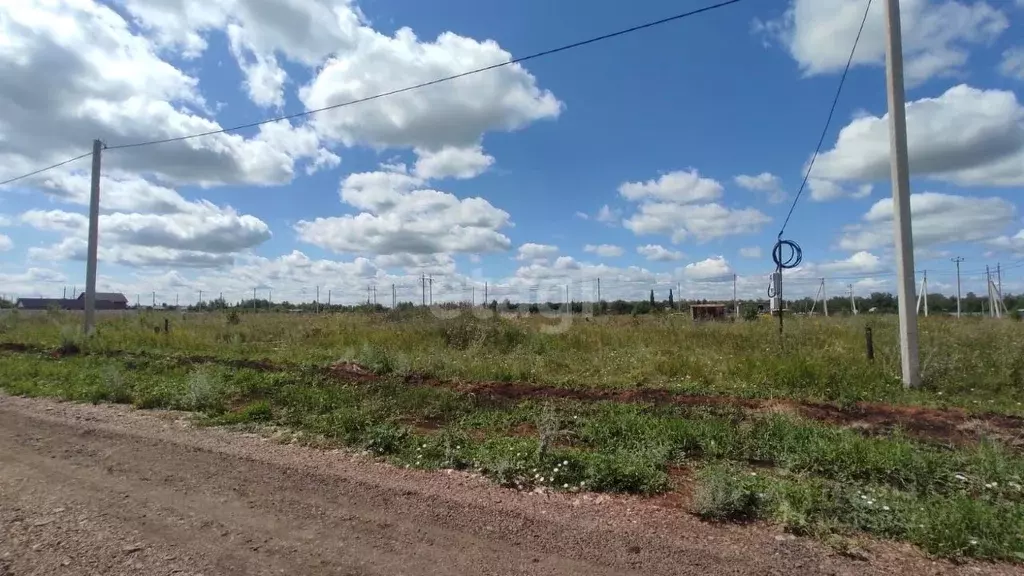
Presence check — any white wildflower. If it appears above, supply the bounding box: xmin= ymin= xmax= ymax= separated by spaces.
xmin=882 ymin=505 xmax=890 ymax=511
xmin=562 ymin=460 xmax=569 ymax=466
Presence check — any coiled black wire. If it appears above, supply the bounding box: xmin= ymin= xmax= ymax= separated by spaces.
xmin=767 ymin=238 xmax=803 ymax=298
xmin=772 ymin=239 xmax=803 ymax=270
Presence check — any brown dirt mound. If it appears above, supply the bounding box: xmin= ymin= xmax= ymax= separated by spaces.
xmin=3 ymin=343 xmax=1020 ymax=448
xmin=328 ymin=361 xmax=378 ymax=383
xmin=329 ymin=365 xmax=1022 ymax=449
xmin=0 ymin=342 xmax=39 ymax=353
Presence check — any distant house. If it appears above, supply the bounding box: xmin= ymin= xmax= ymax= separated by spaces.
xmin=15 ymin=298 xmax=73 ymax=310
xmin=690 ymin=303 xmax=728 ymax=321
xmin=82 ymin=292 xmax=128 ymax=310
xmin=15 ymin=292 xmax=128 ymax=311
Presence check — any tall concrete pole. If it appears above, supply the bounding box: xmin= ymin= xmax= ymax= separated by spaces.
xmin=923 ymin=271 xmax=928 ymax=317
xmin=84 ymin=139 xmax=103 ymax=334
xmin=732 ymin=274 xmax=738 ymax=317
xmin=821 ymin=278 xmax=828 ymax=317
xmin=884 ymin=0 xmax=921 ymax=388
xmin=951 ymin=257 xmax=964 ymax=318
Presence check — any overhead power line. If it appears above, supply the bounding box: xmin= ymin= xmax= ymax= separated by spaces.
xmin=0 ymin=0 xmax=746 ymax=185
xmin=0 ymin=151 xmax=94 ymax=187
xmin=106 ymin=0 xmax=744 ymax=150
xmin=777 ymin=0 xmax=873 ymax=237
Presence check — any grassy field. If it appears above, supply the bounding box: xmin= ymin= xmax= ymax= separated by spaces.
xmin=1 ymin=308 xmax=1023 ymax=561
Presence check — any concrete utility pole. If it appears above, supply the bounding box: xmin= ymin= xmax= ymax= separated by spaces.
xmin=986 ymin=266 xmax=1000 ymax=318
xmin=328 ymin=290 xmax=331 ymax=307
xmin=428 ymin=275 xmax=433 ymax=305
xmin=84 ymin=139 xmax=103 ymax=335
xmin=253 ymin=288 xmax=257 ymax=312
xmin=596 ymin=278 xmax=601 ymax=303
xmin=997 ymin=263 xmax=1003 ymax=306
xmin=732 ymin=274 xmax=738 ymax=317
xmin=920 ymin=271 xmax=928 ymax=316
xmin=884 ymin=0 xmax=920 ymax=388
xmin=316 ymin=285 xmax=320 ymax=314
xmin=421 ymin=274 xmax=426 ymax=306
xmin=951 ymin=257 xmax=964 ymax=318
xmin=392 ymin=284 xmax=396 ymax=308
xmin=849 ymin=284 xmax=857 ymax=315
xmin=821 ymin=278 xmax=828 ymax=317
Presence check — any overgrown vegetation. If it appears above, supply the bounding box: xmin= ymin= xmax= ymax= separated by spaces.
xmin=2 ymin=311 xmax=1024 ymax=561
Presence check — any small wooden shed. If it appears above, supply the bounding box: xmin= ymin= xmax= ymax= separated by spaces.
xmin=690 ymin=303 xmax=727 ymax=321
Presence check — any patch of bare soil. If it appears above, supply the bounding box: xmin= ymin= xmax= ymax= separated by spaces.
xmin=2 ymin=343 xmax=1020 ymax=447
xmin=391 ymin=368 xmax=1024 ymax=448
xmin=2 ymin=394 xmax=1020 ymax=576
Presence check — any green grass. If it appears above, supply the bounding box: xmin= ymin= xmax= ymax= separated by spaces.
xmin=2 ymin=310 xmax=1024 ymax=561
xmin=695 ymin=464 xmax=1024 ymax=561
xmin=2 ymin=310 xmax=1022 ymax=413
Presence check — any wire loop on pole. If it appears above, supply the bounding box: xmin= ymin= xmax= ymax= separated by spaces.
xmin=772 ymin=239 xmax=803 ymax=270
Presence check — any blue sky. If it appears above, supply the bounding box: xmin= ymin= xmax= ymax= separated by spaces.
xmin=1 ymin=0 xmax=1023 ymax=305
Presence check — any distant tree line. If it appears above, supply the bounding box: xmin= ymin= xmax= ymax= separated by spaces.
xmin=87 ymin=289 xmax=1022 ymax=317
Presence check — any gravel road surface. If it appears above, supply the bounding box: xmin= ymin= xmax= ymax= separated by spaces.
xmin=0 ymin=394 xmax=1018 ymax=576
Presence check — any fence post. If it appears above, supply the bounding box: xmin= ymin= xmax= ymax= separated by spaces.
xmin=865 ymin=326 xmax=874 ymax=361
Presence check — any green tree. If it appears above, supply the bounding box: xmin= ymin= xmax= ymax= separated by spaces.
xmin=668 ymin=289 xmax=674 ymax=309
xmin=649 ymin=289 xmax=655 ymax=307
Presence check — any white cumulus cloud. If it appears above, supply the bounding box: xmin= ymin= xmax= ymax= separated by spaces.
xmin=759 ymin=0 xmax=1009 ymax=85
xmin=516 ymin=243 xmax=559 ymax=262
xmin=813 ymin=85 xmax=1024 ymax=187
xmin=584 ymin=244 xmax=624 ymax=258
xmin=637 ymin=244 xmax=685 ymax=262
xmin=837 ymin=192 xmax=1016 ymax=251
xmin=681 ymin=256 xmax=733 ymax=281
xmin=619 ymin=169 xmax=723 ymax=204
xmin=734 ymin=172 xmax=787 ymax=203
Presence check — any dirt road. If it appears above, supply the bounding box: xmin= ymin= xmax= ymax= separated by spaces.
xmin=0 ymin=395 xmax=1017 ymax=576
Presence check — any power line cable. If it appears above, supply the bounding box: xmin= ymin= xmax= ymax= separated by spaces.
xmin=0 ymin=0 xmax=746 ymax=186
xmin=106 ymin=0 xmax=746 ymax=151
xmin=776 ymin=0 xmax=872 ymax=238
xmin=769 ymin=0 xmax=872 ymax=338
xmin=0 ymin=151 xmax=94 ymax=187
